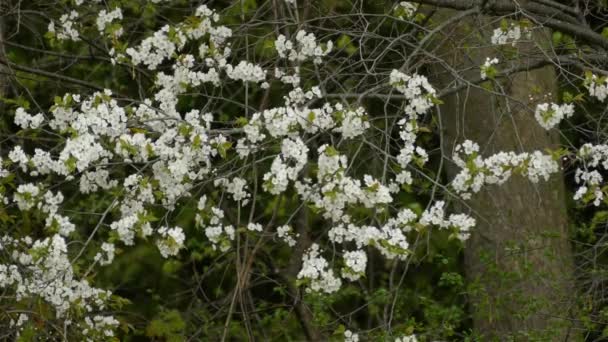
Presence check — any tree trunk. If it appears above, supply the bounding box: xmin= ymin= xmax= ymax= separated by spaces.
xmin=430 ymin=10 xmax=578 ymax=340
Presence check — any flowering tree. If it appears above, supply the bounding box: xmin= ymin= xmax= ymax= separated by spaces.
xmin=1 ymin=0 xmax=608 ymax=340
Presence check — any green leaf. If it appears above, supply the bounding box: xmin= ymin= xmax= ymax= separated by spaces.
xmin=146 ymin=310 xmax=186 ymax=341
xmin=217 ymin=141 xmax=233 ymax=159
xmin=430 ymin=95 xmax=444 ymax=105
xmin=336 ymin=34 xmax=357 ymax=55
xmin=324 ymin=146 xmax=339 ymax=156
xmin=64 ymin=156 xmax=78 ymax=173
xmin=162 ymin=260 xmax=183 ymax=274
xmin=192 ymin=134 xmax=202 ymax=149
xmin=552 ymin=31 xmax=563 ymax=46
xmin=307 ymin=111 xmax=316 ymax=122
xmin=500 ymin=18 xmax=509 ymax=31
xmin=236 ymin=116 xmax=249 ymax=127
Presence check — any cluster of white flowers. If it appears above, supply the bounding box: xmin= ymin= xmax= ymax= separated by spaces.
xmin=585 ymin=72 xmax=608 ymax=102
xmin=247 ymin=222 xmax=264 ymax=232
xmin=297 ymin=244 xmax=342 ymax=293
xmin=94 ymin=242 xmax=116 ymax=266
xmin=451 ymin=140 xmax=559 ymax=198
xmin=75 ymin=90 xmax=127 ymax=137
xmin=274 ymin=67 xmax=301 ymax=86
xmin=389 ymin=70 xmax=437 ymax=118
xmin=127 ymin=26 xmax=180 ymax=70
xmin=115 ymin=133 xmax=153 ymax=162
xmin=48 ymin=10 xmax=80 ymax=41
xmin=74 ymin=0 xmax=102 ymax=4
xmin=126 ymin=5 xmax=230 ymax=70
xmin=247 ymin=106 xmax=295 ymax=141
xmin=534 ymin=102 xmax=574 ymax=130
xmin=9 ymin=313 xmax=28 ymax=328
xmin=241 ymin=90 xmax=371 ymax=158
xmin=262 ymin=65 xmax=475 ymax=294
xmin=119 ymin=114 xmax=214 ymax=209
xmin=82 ymin=315 xmax=120 ymax=339
xmin=0 ymin=235 xmax=117 ymax=337
xmin=574 ymin=144 xmax=608 ymax=206
xmin=395 ymin=2 xmax=419 ymax=20
xmin=8 ymin=146 xmax=28 ymax=173
xmin=277 ymin=225 xmax=298 ymax=246
xmin=394 ymin=120 xmax=427 ymax=187
xmin=14 ymin=107 xmax=44 ymax=129
xmin=388 ymin=70 xmax=436 ymax=187
xmin=329 ymin=222 xmax=409 ymax=260
xmin=395 ymin=335 xmax=418 ymax=342
xmin=13 ymin=183 xmax=40 ymax=210
xmin=344 ymin=330 xmax=360 ymax=342
xmin=225 ymin=61 xmax=268 ymax=87
xmin=420 ymin=201 xmax=475 ymax=241
xmin=214 ymin=177 xmax=251 ymax=205
xmin=333 ymin=106 xmax=370 ymax=139
xmin=1 ymin=3 xmax=498 ymax=334
xmin=327 ymin=203 xmax=474 ymax=266
xmin=275 ymin=30 xmax=333 ymax=64
xmin=80 ymin=168 xmax=118 ymax=193
xmin=294 ymin=145 xmax=393 ymax=223
xmin=344 ymin=327 xmax=417 ymax=341
xmin=96 ymin=8 xmax=123 ymax=35
xmin=110 ymin=215 xmax=140 ymax=246
xmin=342 ymin=250 xmax=367 ymax=281
xmin=197 ymin=197 xmax=236 ymax=252
xmin=40 ymin=190 xmax=76 ymax=237
xmin=2 ymin=6 xmax=346 ymax=327
xmin=156 ymin=226 xmax=186 ymax=257
xmin=263 ymin=137 xmax=309 ymax=194
xmin=491 ymin=23 xmax=531 ymax=46
xmin=480 ymin=57 xmax=499 ymax=80
xmin=0 ymin=162 xmax=8 ymax=204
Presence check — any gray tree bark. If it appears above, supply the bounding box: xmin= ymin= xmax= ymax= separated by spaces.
xmin=431 ymin=10 xmax=578 ymax=340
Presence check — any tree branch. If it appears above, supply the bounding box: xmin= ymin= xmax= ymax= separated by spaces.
xmin=416 ymin=0 xmax=608 ymax=49
xmin=0 ymin=58 xmax=105 ymax=92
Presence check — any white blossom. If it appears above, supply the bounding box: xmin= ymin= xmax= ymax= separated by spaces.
xmin=585 ymin=73 xmax=608 ymax=102
xmin=534 ymin=102 xmax=574 ymax=130
xmin=156 ymin=226 xmax=186 ymax=257
xmin=277 ymin=225 xmax=297 ymax=246
xmin=491 ymin=23 xmax=531 ymax=46
xmin=395 ymin=2 xmax=418 ymax=20
xmin=344 ymin=330 xmax=360 ymax=342
xmin=14 ymin=107 xmax=44 ymax=129
xmin=247 ymin=222 xmax=263 ymax=232
xmin=14 ymin=183 xmax=40 ymax=210
xmin=94 ymin=243 xmax=115 ymax=266
xmin=480 ymin=57 xmax=499 ymax=80
xmin=214 ymin=177 xmax=250 ymax=205
xmin=390 ymin=70 xmax=437 ymax=118
xmin=48 ymin=10 xmax=80 ymax=41
xmin=342 ymin=250 xmax=367 ymax=281
xmin=297 ymin=244 xmax=342 ymax=293
xmin=395 ymin=335 xmax=418 ymax=342
xmin=275 ymin=30 xmax=333 ymax=64
xmin=452 ymin=140 xmax=559 ymax=198
xmin=225 ymin=61 xmax=267 ymax=84
xmin=96 ymin=8 xmax=123 ymax=33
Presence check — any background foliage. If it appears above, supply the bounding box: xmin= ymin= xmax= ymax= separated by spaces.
xmin=2 ymin=0 xmax=608 ymax=341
